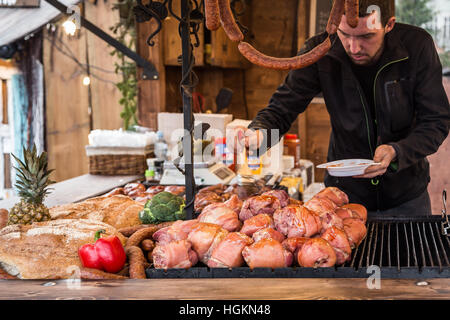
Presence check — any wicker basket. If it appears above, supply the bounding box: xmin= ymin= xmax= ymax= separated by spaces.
xmin=86 ymin=145 xmax=155 ymax=175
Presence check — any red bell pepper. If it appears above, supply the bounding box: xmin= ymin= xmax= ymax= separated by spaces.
xmin=78 ymin=229 xmax=126 ymax=273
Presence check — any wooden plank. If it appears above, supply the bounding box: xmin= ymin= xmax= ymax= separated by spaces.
xmin=84 ymin=0 xmax=123 ymax=130
xmin=210 ymin=28 xmax=249 ymax=69
xmin=0 ymin=174 xmax=141 ymax=210
xmin=0 ymin=278 xmax=449 ymax=300
xmin=137 ymin=19 xmax=165 ymax=130
xmin=43 ymin=26 xmax=91 ymax=182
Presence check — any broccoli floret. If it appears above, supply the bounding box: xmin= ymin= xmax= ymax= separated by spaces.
xmin=138 ymin=191 xmax=186 ymax=224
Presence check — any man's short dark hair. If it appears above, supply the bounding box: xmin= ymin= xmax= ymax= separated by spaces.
xmin=345 ymin=0 xmax=395 ymax=26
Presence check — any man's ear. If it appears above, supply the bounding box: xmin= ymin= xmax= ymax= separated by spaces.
xmin=385 ymin=17 xmax=396 ymax=33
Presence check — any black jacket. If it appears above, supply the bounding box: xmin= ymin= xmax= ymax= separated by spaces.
xmin=248 ymin=23 xmax=450 ymax=211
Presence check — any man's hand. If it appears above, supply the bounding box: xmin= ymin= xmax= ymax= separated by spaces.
xmin=226 ymin=126 xmax=264 ymax=154
xmin=353 ymin=144 xmax=397 ymax=179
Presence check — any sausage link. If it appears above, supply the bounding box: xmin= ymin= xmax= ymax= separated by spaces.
xmin=119 ymin=221 xmax=175 ymax=237
xmin=238 ymin=37 xmax=331 ymax=70
xmin=218 ymin=0 xmax=244 ymax=41
xmin=102 ymin=187 xmax=125 ymax=198
xmin=141 ymin=239 xmax=155 ymax=252
xmin=80 ymin=268 xmax=128 ymax=280
xmin=345 ymin=0 xmax=359 ymax=28
xmin=126 ymin=246 xmax=147 ymax=279
xmin=126 ymin=226 xmax=158 ymax=248
xmin=205 ymin=0 xmax=221 ymax=31
xmin=327 ymin=0 xmax=345 ymax=34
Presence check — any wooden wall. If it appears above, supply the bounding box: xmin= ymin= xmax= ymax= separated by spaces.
xmin=44 ymin=2 xmax=123 ymax=182
xmin=43 ymin=26 xmax=91 ymax=182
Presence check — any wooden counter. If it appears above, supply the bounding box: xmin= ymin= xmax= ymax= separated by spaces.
xmin=1 ymin=278 xmax=449 ymax=300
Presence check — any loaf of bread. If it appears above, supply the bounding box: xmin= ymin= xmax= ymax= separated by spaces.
xmin=0 ymin=219 xmax=126 ymax=279
xmin=50 ymin=195 xmax=143 ymax=230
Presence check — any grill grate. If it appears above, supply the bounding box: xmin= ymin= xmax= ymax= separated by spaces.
xmin=342 ymin=216 xmax=450 ymax=272
xmin=146 ymin=216 xmax=450 ymax=279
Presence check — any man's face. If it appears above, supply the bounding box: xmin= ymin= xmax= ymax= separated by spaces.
xmin=337 ymin=14 xmax=395 ymax=66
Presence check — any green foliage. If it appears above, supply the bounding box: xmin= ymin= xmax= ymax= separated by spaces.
xmin=110 ymin=0 xmax=138 ymax=131
xmin=11 ymin=144 xmax=54 ymax=205
xmin=395 ymin=0 xmax=434 ymax=31
xmin=439 ymin=51 xmax=450 ymax=69
xmin=139 ymin=192 xmax=186 ymax=224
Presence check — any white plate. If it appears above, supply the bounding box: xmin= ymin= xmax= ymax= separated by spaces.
xmin=317 ymin=159 xmax=381 ymax=177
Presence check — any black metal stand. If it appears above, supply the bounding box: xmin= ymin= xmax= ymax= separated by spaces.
xmin=180 ymin=0 xmax=195 ymax=219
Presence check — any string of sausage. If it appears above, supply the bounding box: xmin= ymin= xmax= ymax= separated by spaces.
xmin=327 ymin=0 xmax=345 ymax=35
xmin=126 ymin=246 xmax=147 ymax=279
xmin=118 ymin=221 xmax=175 ymax=238
xmin=218 ymin=0 xmax=244 ymax=41
xmin=345 ymin=0 xmax=359 ymax=28
xmin=238 ymin=37 xmax=332 ymax=70
xmin=205 ymin=0 xmax=221 ymax=31
xmin=80 ymin=268 xmax=128 ymax=280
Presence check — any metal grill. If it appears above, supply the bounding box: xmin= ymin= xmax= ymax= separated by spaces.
xmin=345 ymin=216 xmax=450 ymax=272
xmin=146 ymin=216 xmax=450 ymax=279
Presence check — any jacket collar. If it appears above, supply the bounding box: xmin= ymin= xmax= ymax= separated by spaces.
xmin=325 ymin=24 xmax=410 ymax=68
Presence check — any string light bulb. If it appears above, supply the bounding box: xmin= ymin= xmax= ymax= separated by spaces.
xmin=62 ymin=19 xmax=77 ymax=36
xmin=82 ymin=76 xmax=91 ymax=86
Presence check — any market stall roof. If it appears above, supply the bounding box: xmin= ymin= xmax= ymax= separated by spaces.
xmin=0 ymin=0 xmax=80 ymax=47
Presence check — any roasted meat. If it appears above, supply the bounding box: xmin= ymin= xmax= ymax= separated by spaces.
xmin=208 ymin=232 xmax=253 ymax=268
xmin=342 ymin=218 xmax=367 ymax=248
xmin=239 ymin=195 xmax=281 ymax=221
xmin=239 ymin=213 xmax=275 ymax=237
xmin=145 ymin=185 xmax=166 ymax=195
xmin=281 ymin=237 xmax=308 ymax=257
xmin=321 ymin=226 xmax=352 ymax=265
xmin=152 ymin=219 xmax=199 ymax=245
xmin=198 ymin=201 xmax=241 ymax=232
xmin=304 ymin=197 xmax=337 ymax=216
xmin=152 ymin=240 xmax=198 ymax=269
xmin=341 ymin=203 xmax=367 ymax=223
xmin=313 ymin=187 xmax=349 ymax=207
xmin=223 ymin=194 xmax=243 ymax=215
xmin=164 ymin=185 xmax=186 ymax=196
xmin=273 ymin=205 xmax=322 ymax=238
xmin=261 ymin=190 xmax=290 ymax=207
xmin=304 ymin=197 xmax=343 ymax=232
xmin=297 ymin=238 xmax=337 ymax=268
xmin=187 ymin=222 xmax=229 ymax=264
xmin=194 ymin=191 xmax=223 ymax=213
xmin=123 ymin=183 xmax=146 ymax=198
xmin=252 ymin=227 xmax=285 ymax=243
xmin=242 ymin=238 xmax=293 ymax=269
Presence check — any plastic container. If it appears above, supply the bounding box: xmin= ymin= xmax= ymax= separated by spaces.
xmin=215 ymin=137 xmax=227 ymax=164
xmin=283 ymin=134 xmax=301 ymax=168
xmin=154 ymin=131 xmax=168 ymax=161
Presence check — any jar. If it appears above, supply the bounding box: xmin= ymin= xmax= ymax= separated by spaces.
xmin=283 ymin=134 xmax=301 ymax=168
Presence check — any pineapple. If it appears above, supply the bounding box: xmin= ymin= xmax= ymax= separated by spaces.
xmin=7 ymin=144 xmax=54 ymax=225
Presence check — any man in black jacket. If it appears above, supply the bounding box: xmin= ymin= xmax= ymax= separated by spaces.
xmin=230 ymin=1 xmax=450 ymax=215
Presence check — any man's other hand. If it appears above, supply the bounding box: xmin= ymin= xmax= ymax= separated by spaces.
xmin=226 ymin=126 xmax=264 ymax=153
xmin=353 ymin=144 xmax=397 ymax=179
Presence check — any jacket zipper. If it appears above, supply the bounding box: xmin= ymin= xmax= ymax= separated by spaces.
xmin=372 ymin=57 xmax=410 ymax=145
xmin=356 ymin=85 xmax=374 ymax=157
xmin=371 ymin=56 xmax=409 ymax=210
